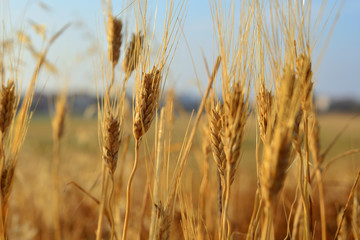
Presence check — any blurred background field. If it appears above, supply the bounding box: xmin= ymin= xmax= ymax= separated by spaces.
xmin=21 ymin=111 xmax=360 ymax=177
xmin=9 ymin=110 xmax=358 ymax=239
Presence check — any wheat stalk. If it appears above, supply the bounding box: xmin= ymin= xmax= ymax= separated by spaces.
xmin=197 ymin=120 xmax=211 ymax=240
xmin=0 ymin=24 xmax=68 ymax=239
xmin=122 ymin=67 xmax=162 ymax=240
xmin=51 ymin=92 xmax=67 ymax=240
xmin=260 ymin=64 xmax=301 ymax=239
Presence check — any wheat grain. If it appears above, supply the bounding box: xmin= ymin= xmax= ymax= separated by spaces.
xmin=133 ymin=67 xmax=161 ymax=140
xmin=154 ymin=202 xmax=171 ymax=240
xmin=0 ymin=164 xmax=14 ymax=201
xmin=256 ymin=83 xmax=273 ymax=143
xmin=52 ymin=94 xmax=67 ymax=141
xmin=209 ymin=102 xmax=226 ymax=181
xmin=296 ymin=54 xmax=313 ymax=112
xmin=0 ymin=81 xmax=16 ymax=137
xmin=103 ymin=112 xmax=122 ymax=174
xmin=223 ymin=82 xmax=248 ymax=184
xmin=108 ymin=18 xmax=123 ymax=66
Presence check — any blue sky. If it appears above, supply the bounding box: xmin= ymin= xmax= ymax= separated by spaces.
xmin=2 ymin=0 xmax=360 ymax=100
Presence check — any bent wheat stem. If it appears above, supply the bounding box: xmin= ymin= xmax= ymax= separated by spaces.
xmin=122 ymin=139 xmax=140 ymax=240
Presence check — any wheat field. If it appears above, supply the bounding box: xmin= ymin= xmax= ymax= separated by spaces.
xmin=1 ymin=0 xmax=360 ymax=239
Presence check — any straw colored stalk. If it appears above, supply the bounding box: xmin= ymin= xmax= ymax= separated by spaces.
xmin=220 ymin=81 xmax=248 ymax=239
xmin=247 ymin=82 xmax=271 ymax=240
xmin=51 ymin=93 xmax=67 ymax=240
xmin=296 ymin=53 xmax=313 ymax=184
xmin=149 ymin=109 xmax=165 ymax=239
xmin=248 ymin=81 xmax=268 ymax=240
xmin=114 ymin=134 xmax=130 ymax=238
xmin=149 ymin=91 xmax=174 ymax=240
xmin=96 ymin=110 xmax=122 ymax=240
xmin=335 ymin=169 xmax=360 ymax=239
xmin=197 ymin=121 xmax=211 ymax=240
xmin=309 ymin=112 xmax=327 ymax=240
xmin=0 ymin=25 xmax=68 ymax=240
xmin=337 ymin=208 xmax=351 ymax=240
xmin=260 ymin=65 xmax=301 ymax=239
xmin=10 ymin=24 xmax=70 ymax=160
xmin=153 ymin=57 xmax=220 ymax=240
xmin=298 ymin=53 xmax=314 ymax=236
xmin=122 ymin=67 xmax=162 ymax=240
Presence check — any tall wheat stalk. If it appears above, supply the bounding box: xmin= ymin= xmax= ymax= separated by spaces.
xmin=51 ymin=92 xmax=67 ymax=240
xmin=260 ymin=64 xmax=301 ymax=240
xmin=122 ymin=1 xmax=187 ymax=239
xmin=122 ymin=67 xmax=161 ymax=240
xmin=211 ymin=1 xmax=254 ymax=237
xmin=96 ymin=3 xmax=124 ymax=239
xmin=0 ymin=23 xmax=68 ymax=239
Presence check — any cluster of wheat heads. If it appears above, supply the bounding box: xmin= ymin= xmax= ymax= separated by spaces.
xmin=1 ymin=0 xmax=360 ymax=239
xmin=0 ymin=10 xmax=69 ymax=238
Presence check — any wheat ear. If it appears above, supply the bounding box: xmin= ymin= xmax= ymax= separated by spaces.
xmin=0 ymin=81 xmax=16 ymax=140
xmin=122 ymin=67 xmax=162 ymax=240
xmin=108 ymin=18 xmax=123 ymax=67
xmin=209 ymin=101 xmax=226 ymax=222
xmin=123 ymin=33 xmax=144 ymax=78
xmin=261 ymin=65 xmax=301 ymax=240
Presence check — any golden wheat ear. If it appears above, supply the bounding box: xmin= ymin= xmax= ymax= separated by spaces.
xmin=0 ymin=163 xmax=15 ymax=201
xmin=209 ymin=102 xmax=226 ymax=183
xmin=123 ymin=33 xmax=144 ymax=77
xmin=102 ymin=112 xmax=122 ymax=174
xmin=0 ymin=81 xmax=16 ymax=138
xmin=52 ymin=94 xmax=67 ymax=141
xmin=133 ymin=67 xmax=161 ymax=140
xmin=256 ymin=83 xmax=273 ymax=144
xmin=108 ymin=18 xmax=123 ymax=66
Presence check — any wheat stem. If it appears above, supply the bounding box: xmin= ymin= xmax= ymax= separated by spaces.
xmin=122 ymin=139 xmax=140 ymax=240
xmin=96 ymin=163 xmax=108 ymax=240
